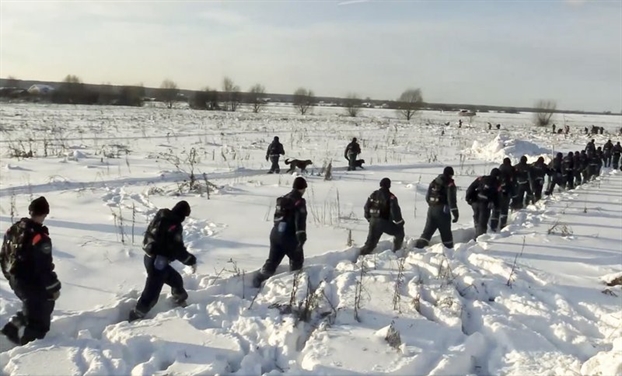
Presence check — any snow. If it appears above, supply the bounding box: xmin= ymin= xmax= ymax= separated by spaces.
xmin=468 ymin=134 xmax=553 ymax=164
xmin=0 ymin=103 xmax=621 ymax=375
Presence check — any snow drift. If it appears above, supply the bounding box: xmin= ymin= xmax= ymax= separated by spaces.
xmin=468 ymin=134 xmax=552 ymax=164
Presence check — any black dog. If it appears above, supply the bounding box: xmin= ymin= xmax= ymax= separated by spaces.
xmin=354 ymin=159 xmax=365 ymax=169
xmin=285 ymin=158 xmax=313 ymax=173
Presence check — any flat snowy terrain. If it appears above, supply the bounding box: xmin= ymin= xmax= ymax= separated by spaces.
xmin=0 ymin=103 xmax=620 ymax=375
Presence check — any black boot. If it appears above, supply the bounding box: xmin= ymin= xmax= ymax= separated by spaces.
xmin=1 ymin=323 xmax=20 ymax=345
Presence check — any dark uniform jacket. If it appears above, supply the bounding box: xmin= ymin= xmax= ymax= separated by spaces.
xmin=344 ymin=141 xmax=361 ymax=159
xmin=266 ymin=141 xmax=285 ymax=159
xmin=426 ymin=174 xmax=458 ymax=216
xmin=273 ymin=189 xmax=307 ymax=241
xmin=530 ymin=161 xmax=548 ymax=183
xmin=466 ymin=176 xmax=500 ymax=208
xmin=364 ymin=188 xmax=403 ymax=224
xmin=143 ymin=209 xmax=195 ymax=265
xmin=0 ymin=218 xmax=61 ymax=298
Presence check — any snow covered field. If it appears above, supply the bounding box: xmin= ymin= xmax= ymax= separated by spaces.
xmin=0 ymin=103 xmax=620 ymax=375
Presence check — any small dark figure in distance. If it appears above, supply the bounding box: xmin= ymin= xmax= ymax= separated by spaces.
xmin=284 ymin=159 xmax=313 ymax=174
xmin=359 ymin=178 xmax=405 ymax=256
xmin=129 ymin=201 xmax=197 ymax=322
xmin=266 ymin=136 xmax=285 ymax=174
xmin=1 ymin=197 xmax=61 ymax=346
xmin=414 ymin=167 xmax=459 ymax=250
xmin=253 ymin=177 xmax=308 ymax=288
xmin=344 ymin=138 xmax=362 ymax=171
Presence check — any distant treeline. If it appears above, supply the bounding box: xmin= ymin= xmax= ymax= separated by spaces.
xmin=0 ymin=76 xmax=618 ymax=116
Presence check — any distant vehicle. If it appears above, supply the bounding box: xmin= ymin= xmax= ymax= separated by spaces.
xmin=458 ymin=109 xmax=476 ymax=117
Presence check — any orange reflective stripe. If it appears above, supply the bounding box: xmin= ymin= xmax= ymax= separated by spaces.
xmin=32 ymin=234 xmax=42 ymax=245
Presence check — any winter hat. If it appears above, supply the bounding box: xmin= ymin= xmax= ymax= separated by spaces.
xmin=503 ymin=158 xmax=511 ymax=165
xmin=172 ymin=200 xmax=191 ymax=218
xmin=489 ymin=168 xmax=500 ymax=178
xmin=443 ymin=166 xmax=454 ymax=177
xmin=352 ymin=137 xmax=357 ymax=142
xmin=293 ymin=177 xmax=308 ymax=190
xmin=537 ymin=157 xmax=544 ymax=163
xmin=520 ymin=156 xmax=528 ymax=164
xmin=274 ymin=136 xmax=279 ymax=141
xmin=28 ymin=196 xmax=50 ymax=216
xmin=379 ymin=177 xmax=391 ymax=189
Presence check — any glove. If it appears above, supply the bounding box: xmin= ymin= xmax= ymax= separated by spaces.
xmin=184 ymin=253 xmax=197 ymax=267
xmin=265 ymin=155 xmax=269 ymax=162
xmin=50 ymin=291 xmax=60 ymax=301
xmin=452 ymin=214 xmax=459 ymax=223
xmin=296 ymin=231 xmax=307 ymax=247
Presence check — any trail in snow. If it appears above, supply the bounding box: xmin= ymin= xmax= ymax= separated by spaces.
xmin=1 ymin=171 xmax=619 ymax=375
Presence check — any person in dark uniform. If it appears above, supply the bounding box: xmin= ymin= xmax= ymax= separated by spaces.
xmin=511 ymin=155 xmax=533 ymax=209
xmin=0 ymin=197 xmax=61 ymax=346
xmin=580 ymin=150 xmax=591 ymax=182
xmin=129 ymin=201 xmax=197 ymax=322
xmin=530 ymin=157 xmax=548 ymax=203
xmin=603 ymin=140 xmax=613 ymax=167
xmin=466 ymin=168 xmax=501 ymax=237
xmin=585 ymin=139 xmax=596 ymax=154
xmin=572 ymin=151 xmax=583 ymax=187
xmin=491 ymin=158 xmax=514 ymax=231
xmin=253 ymin=177 xmax=308 ymax=288
xmin=545 ymin=152 xmax=564 ymax=195
xmin=344 ymin=138 xmax=362 ymax=171
xmin=587 ymin=149 xmax=600 ymax=181
xmin=595 ymin=147 xmax=604 ymax=177
xmin=414 ymin=167 xmax=459 ymax=250
xmin=612 ymin=142 xmax=622 ymax=169
xmin=266 ymin=136 xmax=285 ymax=174
xmin=562 ymin=152 xmax=575 ymax=190
xmin=359 ymin=178 xmax=405 ymax=255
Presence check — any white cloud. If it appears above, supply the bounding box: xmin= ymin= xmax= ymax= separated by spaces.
xmin=197 ymin=8 xmax=249 ymax=26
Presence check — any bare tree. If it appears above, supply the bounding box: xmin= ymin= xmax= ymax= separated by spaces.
xmin=534 ymin=99 xmax=557 ymax=127
xmin=6 ymin=76 xmax=20 ymax=88
xmin=191 ymin=86 xmax=220 ymax=111
xmin=249 ymin=84 xmax=266 ymax=113
xmin=222 ymin=77 xmax=240 ymax=112
xmin=293 ymin=88 xmax=314 ymax=115
xmin=52 ymin=74 xmax=99 ymax=104
xmin=344 ymin=93 xmax=362 ymax=117
xmin=160 ymin=79 xmax=179 ymax=109
xmin=397 ymin=88 xmax=424 ymax=121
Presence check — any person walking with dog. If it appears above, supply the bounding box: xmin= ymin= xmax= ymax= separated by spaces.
xmin=266 ymin=136 xmax=285 ymax=174
xmin=344 ymin=137 xmax=361 ymax=171
xmin=253 ymin=177 xmax=308 ymax=288
xmin=414 ymin=167 xmax=459 ymax=250
xmin=359 ymin=178 xmax=405 ymax=255
xmin=1 ymin=196 xmax=61 ymax=346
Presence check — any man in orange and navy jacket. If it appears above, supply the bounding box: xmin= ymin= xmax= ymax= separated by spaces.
xmin=0 ymin=196 xmax=61 ymax=346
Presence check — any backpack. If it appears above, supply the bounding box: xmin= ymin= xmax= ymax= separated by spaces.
xmin=368 ymin=190 xmax=388 ymax=218
xmin=427 ymin=178 xmax=445 ymax=205
xmin=274 ymin=194 xmax=296 ymax=223
xmin=0 ymin=220 xmax=29 ymax=278
xmin=143 ymin=211 xmax=166 ymax=256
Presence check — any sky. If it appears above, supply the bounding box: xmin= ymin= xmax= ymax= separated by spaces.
xmin=1 ymin=0 xmax=620 ymax=112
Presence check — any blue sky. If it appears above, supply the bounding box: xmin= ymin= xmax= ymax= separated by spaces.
xmin=1 ymin=0 xmax=620 ymax=111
